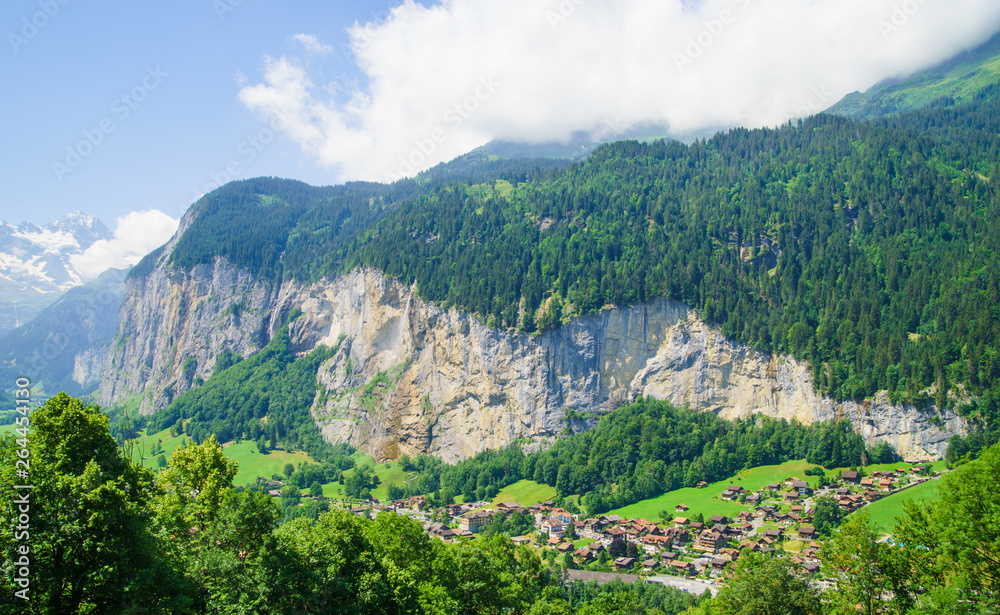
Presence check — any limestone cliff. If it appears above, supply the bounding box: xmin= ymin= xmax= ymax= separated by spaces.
xmin=100 ymin=262 xmax=964 ymax=463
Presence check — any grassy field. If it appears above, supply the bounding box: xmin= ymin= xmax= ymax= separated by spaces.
xmin=222 ymin=440 xmax=315 ymax=486
xmin=860 ymin=478 xmax=943 ymax=531
xmin=490 ymin=480 xmax=558 ymax=507
xmin=127 ymin=425 xmax=316 ymax=486
xmin=0 ymin=423 xmax=18 ymax=437
xmin=336 ymin=454 xmax=419 ymax=501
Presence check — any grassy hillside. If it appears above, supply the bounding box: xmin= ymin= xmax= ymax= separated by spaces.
xmin=129 ymin=425 xmax=317 ymax=486
xmin=861 ymin=478 xmax=943 ymax=532
xmin=828 ymin=32 xmax=1000 ymax=119
xmin=489 ymin=480 xmax=558 ymax=507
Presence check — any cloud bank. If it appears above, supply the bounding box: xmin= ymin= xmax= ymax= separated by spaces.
xmin=70 ymin=210 xmax=178 ymax=280
xmin=238 ymin=0 xmax=1000 ymax=182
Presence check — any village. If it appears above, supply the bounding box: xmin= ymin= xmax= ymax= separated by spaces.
xmin=276 ymin=461 xmax=943 ymax=594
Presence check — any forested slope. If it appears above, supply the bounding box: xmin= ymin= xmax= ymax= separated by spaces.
xmin=153 ymin=85 xmax=1000 ymax=453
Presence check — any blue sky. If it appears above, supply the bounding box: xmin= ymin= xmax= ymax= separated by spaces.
xmin=4 ymin=0 xmax=395 ymax=226
xmin=5 ymin=0 xmax=1000 ymax=276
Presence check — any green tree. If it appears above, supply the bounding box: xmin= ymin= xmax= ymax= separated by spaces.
xmin=0 ymin=393 xmax=186 ymax=613
xmin=310 ymin=481 xmax=324 ymax=498
xmin=822 ymin=511 xmax=913 ymax=615
xmin=283 ymin=463 xmax=295 ymax=478
xmin=695 ymin=551 xmax=822 ymax=615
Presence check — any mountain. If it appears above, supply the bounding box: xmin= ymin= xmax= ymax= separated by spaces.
xmin=827 ymin=31 xmax=1000 ymax=120
xmin=0 ymin=212 xmax=111 ymax=335
xmin=96 ymin=81 xmax=1000 ymax=464
xmin=0 ymin=267 xmax=125 ymax=399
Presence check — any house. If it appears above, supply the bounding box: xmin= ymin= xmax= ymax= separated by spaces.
xmin=762 ymin=529 xmax=783 ymax=542
xmin=879 ymin=478 xmax=895 ymax=492
xmin=689 ymin=522 xmax=705 ymax=531
xmin=662 ymin=551 xmax=679 ymax=561
xmin=557 ymin=542 xmax=574 ymax=553
xmin=407 ymin=495 xmax=428 ymax=510
xmin=797 ymin=526 xmax=817 ymax=540
xmin=643 ymin=559 xmax=660 ymax=571
xmin=709 ymin=515 xmax=729 ymax=525
xmin=459 ymin=511 xmax=492 ymax=533
xmin=497 ymin=501 xmax=522 ymax=513
xmin=711 ymin=558 xmax=728 ymax=571
xmin=696 ymin=481 xmax=709 ymax=488
xmin=695 ymin=530 xmax=727 ymax=553
xmin=540 ymin=518 xmax=565 ymax=537
xmin=675 ymin=504 xmax=689 ymax=512
xmin=614 ymin=557 xmax=636 ymax=570
xmin=842 ymin=470 xmax=860 ymax=484
xmin=670 ymin=560 xmax=691 ymax=574
xmin=547 ymin=536 xmax=563 ymax=547
xmin=721 ymin=490 xmax=738 ymax=501
xmin=574 ymin=548 xmax=595 ymax=564
xmin=745 ymin=494 xmax=760 ymax=504
xmin=791 ymin=481 xmax=811 ymax=496
xmin=673 ymin=517 xmax=690 ymax=527
xmin=803 ymin=561 xmax=820 ymax=574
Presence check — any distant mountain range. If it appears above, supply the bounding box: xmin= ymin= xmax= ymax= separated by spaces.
xmin=0 ymin=212 xmax=111 ymax=335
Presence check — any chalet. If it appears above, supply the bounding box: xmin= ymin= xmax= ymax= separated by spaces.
xmin=879 ymin=478 xmax=895 ymax=492
xmin=574 ymin=548 xmax=594 ymax=564
xmin=745 ymin=494 xmax=761 ymax=504
xmin=689 ymin=522 xmax=705 ymax=531
xmin=460 ymin=511 xmax=492 ymax=534
xmin=797 ymin=526 xmax=817 ymax=539
xmin=791 ymin=481 xmax=811 ymax=496
xmin=675 ymin=504 xmax=689 ymax=512
xmin=762 ymin=529 xmax=783 ymax=542
xmin=865 ymin=490 xmax=882 ymax=502
xmin=695 ymin=530 xmax=727 ymax=553
xmin=669 ymin=560 xmax=691 ymax=574
xmin=643 ymin=559 xmax=660 ymax=571
xmin=511 ymin=536 xmax=531 ymax=545
xmin=547 ymin=536 xmax=563 ymax=547
xmin=673 ymin=517 xmax=690 ymax=527
xmin=662 ymin=551 xmax=679 ymax=561
xmin=557 ymin=542 xmax=574 ymax=553
xmin=497 ymin=501 xmax=522 ymax=513
xmin=803 ymin=561 xmax=820 ymax=574
xmin=614 ymin=557 xmax=636 ymax=570
xmin=709 ymin=515 xmax=729 ymax=525
xmin=719 ymin=547 xmax=740 ymax=561
xmin=783 ymin=492 xmax=801 ymax=501
xmin=860 ymin=478 xmax=875 ymax=489
xmin=643 ymin=535 xmax=673 ymax=553
xmin=712 ymin=524 xmax=730 ymax=535
xmin=711 ymin=558 xmax=728 ymax=571
xmin=407 ymin=495 xmax=428 ymax=510
xmin=426 ymin=522 xmax=456 ymax=540
xmin=664 ymin=527 xmax=691 ymax=546
xmin=696 ymin=481 xmax=709 ymax=488
xmin=766 ymin=483 xmax=781 ymax=491
xmin=583 ymin=518 xmax=606 ymax=533
xmin=842 ymin=470 xmax=860 ymax=484
xmin=721 ymin=490 xmax=739 ymax=501
xmin=602 ymin=514 xmax=624 ymax=525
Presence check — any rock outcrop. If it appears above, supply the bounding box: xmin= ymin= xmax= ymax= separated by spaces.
xmin=100 ymin=260 xmax=965 ymax=463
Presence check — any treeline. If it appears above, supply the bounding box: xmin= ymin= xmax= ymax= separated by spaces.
xmin=0 ymin=394 xmax=704 ymax=615
xmin=380 ymin=399 xmax=885 ymax=514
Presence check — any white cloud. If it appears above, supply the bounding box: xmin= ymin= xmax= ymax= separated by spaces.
xmin=239 ymin=0 xmax=1000 ymax=183
xmin=291 ymin=33 xmax=334 ymax=55
xmin=70 ymin=210 xmax=179 ymax=280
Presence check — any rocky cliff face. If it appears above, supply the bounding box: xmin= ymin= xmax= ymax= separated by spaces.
xmin=100 ymin=261 xmax=965 ymax=463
